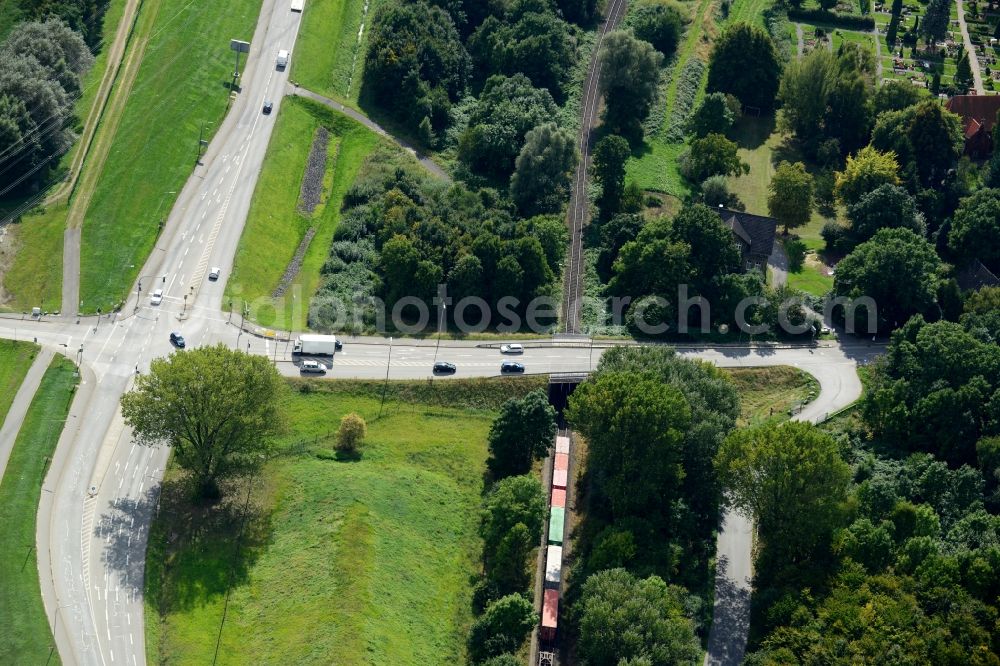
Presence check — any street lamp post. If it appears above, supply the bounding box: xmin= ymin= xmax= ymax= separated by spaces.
xmin=433 ymin=303 xmax=446 ymax=367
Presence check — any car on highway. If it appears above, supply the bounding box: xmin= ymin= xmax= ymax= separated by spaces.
xmin=262 ymin=100 xmax=273 ymax=115
xmin=300 ymin=360 xmax=326 ymax=374
xmin=335 ymin=339 xmax=343 ymax=351
xmin=433 ymin=361 xmax=456 ymax=374
xmin=501 ymin=360 xmax=525 ymax=374
xmin=150 ymin=288 xmax=163 ymax=305
xmin=500 ymin=343 xmax=524 ymax=354
xmin=169 ymin=331 xmax=186 ymax=348
xmin=209 ymin=267 xmax=222 ymax=281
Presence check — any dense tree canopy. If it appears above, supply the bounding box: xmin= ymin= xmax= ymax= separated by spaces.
xmin=707 ymin=22 xmax=781 ymax=112
xmin=628 ymin=0 xmax=685 ymax=56
xmin=458 ymin=73 xmax=558 ymax=178
xmin=778 ymin=44 xmax=875 ymax=158
xmin=480 ymin=474 xmax=547 ymax=556
xmin=509 ymin=121 xmax=578 ymax=216
xmin=467 ymin=0 xmax=576 ymax=99
xmin=846 ymin=183 xmax=925 ymax=245
xmin=833 ymin=227 xmax=943 ymax=333
xmin=948 ymin=188 xmax=1000 ymax=272
xmin=0 ymin=18 xmax=92 ymax=194
xmin=717 ymin=421 xmax=851 ymax=562
xmin=120 ymin=345 xmax=286 ymax=498
xmin=863 ymin=315 xmax=1000 ymax=466
xmin=577 ymin=569 xmax=701 ymax=666
xmin=686 ymin=92 xmax=738 ymax=138
xmin=467 ymin=594 xmax=535 ymax=662
xmin=486 ymin=389 xmax=556 ymax=478
xmin=364 ymin=1 xmax=470 ymax=134
xmin=592 ymin=134 xmax=631 ymax=218
xmin=598 ymin=30 xmax=664 ymax=141
xmin=567 ymin=372 xmax=691 ymax=519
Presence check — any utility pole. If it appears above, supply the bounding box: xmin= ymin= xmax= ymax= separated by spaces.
xmin=379 ymin=337 xmax=393 ymax=418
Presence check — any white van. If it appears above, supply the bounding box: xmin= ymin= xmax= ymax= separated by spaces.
xmin=276 ymin=49 xmax=289 ymax=69
xmin=290 ymin=0 xmax=304 ymax=11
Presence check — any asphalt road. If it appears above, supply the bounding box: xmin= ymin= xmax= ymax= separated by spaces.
xmin=0 ymin=0 xmax=877 ymax=662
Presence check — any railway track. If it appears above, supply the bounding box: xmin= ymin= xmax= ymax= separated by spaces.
xmin=561 ymin=0 xmax=630 ymax=334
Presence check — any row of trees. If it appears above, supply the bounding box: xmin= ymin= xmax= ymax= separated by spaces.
xmin=0 ymin=18 xmax=93 ymax=195
xmin=465 ymin=389 xmax=557 ymax=663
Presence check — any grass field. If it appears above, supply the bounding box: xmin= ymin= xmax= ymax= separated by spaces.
xmin=0 ymin=356 xmax=78 ymax=664
xmin=143 ymin=377 xmax=549 ymax=665
xmin=78 ymin=0 xmax=261 ymax=312
xmin=292 ymin=0 xmax=385 ymax=107
xmin=226 ymin=96 xmax=382 ymax=330
xmin=727 ymin=366 xmax=819 ymax=425
xmin=0 ymin=339 xmax=37 ymax=423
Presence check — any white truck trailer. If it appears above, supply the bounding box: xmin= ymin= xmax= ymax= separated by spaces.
xmin=290 ymin=0 xmax=304 ymax=12
xmin=293 ymin=334 xmax=339 ymax=355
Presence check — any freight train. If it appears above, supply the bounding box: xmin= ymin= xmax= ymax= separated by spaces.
xmin=540 ymin=433 xmax=570 ymax=644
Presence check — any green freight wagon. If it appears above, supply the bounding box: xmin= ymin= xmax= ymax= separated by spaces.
xmin=548 ymin=506 xmax=565 ymax=545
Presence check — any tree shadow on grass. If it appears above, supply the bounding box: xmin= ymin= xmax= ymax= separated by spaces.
xmin=730 ymin=114 xmax=777 ymax=151
xmin=111 ymin=475 xmax=274 ymax=615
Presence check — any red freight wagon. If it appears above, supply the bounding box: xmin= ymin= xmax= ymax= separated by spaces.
xmin=554 ymin=453 xmax=569 ymax=472
xmin=552 ymin=468 xmax=568 ymax=489
xmin=541 ymin=588 xmax=559 ymax=641
xmin=551 ymin=487 xmax=566 ymax=508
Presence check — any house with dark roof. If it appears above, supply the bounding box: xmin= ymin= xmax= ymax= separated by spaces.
xmin=715 ymin=206 xmax=777 ymax=274
xmin=944 ymin=95 xmax=1000 ymax=159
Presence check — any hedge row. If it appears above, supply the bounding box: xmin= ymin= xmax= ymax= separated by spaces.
xmin=664 ymin=57 xmax=707 ymax=143
xmin=787 ymin=8 xmax=875 ymax=30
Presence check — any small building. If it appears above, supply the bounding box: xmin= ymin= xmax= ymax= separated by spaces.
xmin=944 ymin=95 xmax=1000 ymax=159
xmin=715 ymin=207 xmax=778 ymax=273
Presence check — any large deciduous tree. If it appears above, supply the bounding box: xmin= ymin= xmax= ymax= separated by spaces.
xmin=467 ymin=594 xmax=535 ymax=662
xmin=121 ymin=345 xmax=286 ymax=498
xmin=566 ymin=372 xmax=692 ymax=519
xmin=846 ymin=183 xmax=925 ymax=245
xmin=833 ymin=227 xmax=943 ymax=332
xmin=920 ymin=0 xmax=951 ymax=44
xmin=577 ymin=568 xmax=701 ymax=666
xmin=707 ymin=22 xmax=781 ymax=112
xmin=834 ymin=146 xmax=900 ymax=207
xmin=716 ymin=421 xmax=851 ymax=562
xmin=679 ymin=133 xmax=748 ymax=183
xmin=597 ymin=30 xmax=664 ymax=141
xmin=687 ymin=91 xmax=738 ymax=138
xmin=480 ymin=475 xmax=547 ymax=555
xmin=767 ymin=161 xmax=814 ymax=233
xmin=629 ymin=0 xmax=685 ymax=56
xmin=509 ymin=121 xmax=578 ymax=216
xmin=486 ymin=389 xmax=557 ymax=478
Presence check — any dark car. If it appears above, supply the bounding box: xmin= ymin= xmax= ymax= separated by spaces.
xmin=500 ymin=360 xmax=525 ymax=374
xmin=169 ymin=331 xmax=186 ymax=348
xmin=262 ymin=100 xmax=273 ymax=114
xmin=433 ymin=361 xmax=456 ymax=374
xmin=335 ymin=339 xmax=343 ymax=351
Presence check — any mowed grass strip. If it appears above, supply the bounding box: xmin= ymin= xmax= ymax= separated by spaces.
xmin=226 ymin=96 xmax=381 ymax=330
xmin=0 ymin=339 xmax=38 ymax=421
xmin=292 ymin=0 xmax=385 ymax=106
xmin=145 ymin=384 xmax=493 ymax=665
xmin=0 ymin=357 xmax=79 ymax=664
xmin=79 ymin=0 xmax=260 ymax=312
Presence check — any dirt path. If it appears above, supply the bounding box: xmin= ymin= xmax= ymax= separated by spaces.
xmin=287 ymin=84 xmax=451 ymax=181
xmin=61 ymin=0 xmax=164 ymax=315
xmin=956 ymin=0 xmax=986 ymax=94
xmin=796 ymin=23 xmax=803 ymax=57
xmin=873 ymin=26 xmax=884 ymax=81
xmin=562 ymin=0 xmax=630 ymax=334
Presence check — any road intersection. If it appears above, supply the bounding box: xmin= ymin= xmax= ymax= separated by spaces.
xmin=0 ymin=0 xmax=878 ymax=662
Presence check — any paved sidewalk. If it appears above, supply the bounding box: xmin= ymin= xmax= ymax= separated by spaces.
xmin=0 ymin=349 xmax=55 ymax=482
